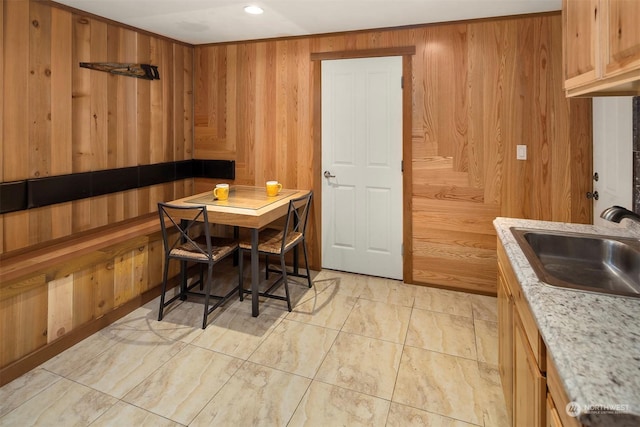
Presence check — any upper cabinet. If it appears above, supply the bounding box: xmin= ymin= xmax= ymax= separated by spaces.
xmin=563 ymin=0 xmax=640 ymax=97
xmin=563 ymin=0 xmax=599 ymax=89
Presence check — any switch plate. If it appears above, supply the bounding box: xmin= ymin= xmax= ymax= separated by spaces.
xmin=516 ymin=145 xmax=527 ymax=160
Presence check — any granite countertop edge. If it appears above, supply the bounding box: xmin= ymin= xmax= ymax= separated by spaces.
xmin=493 ymin=217 xmax=640 ymax=427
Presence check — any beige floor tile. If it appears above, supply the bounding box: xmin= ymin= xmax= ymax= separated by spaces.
xmin=478 ymin=362 xmax=510 ymax=427
xmin=406 ymin=308 xmax=477 ymax=359
xmin=190 ymin=306 xmax=283 ymax=359
xmin=0 ymin=369 xmax=62 ymax=417
xmin=312 ymin=270 xmax=367 ymax=297
xmin=91 ymin=401 xmax=182 ymax=427
xmin=4 ymin=268 xmax=507 ymax=427
xmin=113 ymin=300 xmax=206 ymax=343
xmin=469 ymin=294 xmax=498 ymax=322
xmin=41 ymin=324 xmax=139 ymax=377
xmin=474 ymin=319 xmax=499 ymax=365
xmin=341 ymin=299 xmax=411 ymax=343
xmin=359 ymin=277 xmax=415 ymax=307
xmin=189 ymin=362 xmax=310 ymax=427
xmin=288 ymin=381 xmax=390 ymax=427
xmin=0 ymin=378 xmax=116 ymax=426
xmin=386 ymin=402 xmax=482 ymax=427
xmin=315 ymin=332 xmax=402 ymax=400
xmin=123 ymin=345 xmax=243 ymax=425
xmin=413 ymin=287 xmax=473 ymax=318
xmin=393 ymin=347 xmax=485 ymax=425
xmin=249 ymin=319 xmax=338 ymax=378
xmin=285 ymin=291 xmax=358 ymax=330
xmin=67 ymin=330 xmax=187 ymax=398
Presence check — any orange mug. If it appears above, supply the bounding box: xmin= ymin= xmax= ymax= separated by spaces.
xmin=266 ymin=181 xmax=282 ymax=197
xmin=213 ymin=183 xmax=229 ymax=200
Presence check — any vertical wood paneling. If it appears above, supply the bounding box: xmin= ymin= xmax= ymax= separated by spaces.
xmin=89 ymin=20 xmax=108 ymax=228
xmin=73 ymin=267 xmax=95 ymax=326
xmin=3 ymin=1 xmax=30 ymax=250
xmin=0 ymin=0 xmax=4 ymax=254
xmin=136 ymin=33 xmax=151 ymax=215
xmin=50 ymin=8 xmax=73 ymax=239
xmin=2 ymin=0 xmax=195 ymax=253
xmin=28 ymin=2 xmax=53 ymax=245
xmin=95 ymin=260 xmax=115 ymax=318
xmin=193 ymin=13 xmax=592 ymax=294
xmin=47 ymin=275 xmax=73 ymax=342
xmin=71 ymin=15 xmax=92 ymax=233
xmin=0 ymin=287 xmax=47 ymax=368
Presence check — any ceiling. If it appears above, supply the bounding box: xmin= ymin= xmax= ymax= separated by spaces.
xmin=53 ymin=0 xmax=562 ymax=45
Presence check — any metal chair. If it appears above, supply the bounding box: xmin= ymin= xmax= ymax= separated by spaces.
xmin=238 ymin=192 xmax=313 ymax=311
xmin=157 ymin=202 xmax=240 ymax=329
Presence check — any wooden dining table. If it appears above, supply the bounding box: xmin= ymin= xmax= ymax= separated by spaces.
xmin=167 ymin=185 xmax=311 ymax=317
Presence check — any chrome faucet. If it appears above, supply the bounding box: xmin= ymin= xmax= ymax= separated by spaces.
xmin=600 ymin=206 xmax=640 ymax=223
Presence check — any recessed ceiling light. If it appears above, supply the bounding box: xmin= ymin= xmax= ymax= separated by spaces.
xmin=244 ymin=5 xmax=264 ymax=15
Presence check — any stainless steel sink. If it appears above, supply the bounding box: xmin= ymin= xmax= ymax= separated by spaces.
xmin=510 ymin=227 xmax=640 ymax=298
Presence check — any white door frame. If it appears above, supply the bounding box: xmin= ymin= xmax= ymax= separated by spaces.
xmin=321 ymin=56 xmax=403 ymax=279
xmin=310 ymin=48 xmax=414 ymax=282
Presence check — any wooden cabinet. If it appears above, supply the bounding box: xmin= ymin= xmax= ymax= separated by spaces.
xmin=498 ymin=242 xmax=546 ymax=427
xmin=603 ymin=0 xmax=640 ymax=76
xmin=498 ymin=240 xmax=585 ymax=427
xmin=547 ymin=393 xmax=564 ymax=427
xmin=513 ymin=311 xmax=546 ymax=427
xmin=563 ymin=0 xmax=599 ymax=89
xmin=498 ymin=269 xmax=514 ymax=423
xmin=547 ymin=354 xmax=583 ymax=427
xmin=563 ymin=0 xmax=640 ymax=96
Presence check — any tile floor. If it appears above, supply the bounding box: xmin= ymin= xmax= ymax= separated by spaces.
xmin=0 ymin=264 xmax=508 ymax=427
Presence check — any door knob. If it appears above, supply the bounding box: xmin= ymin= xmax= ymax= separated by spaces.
xmin=324 ymin=170 xmax=336 ymax=178
xmin=586 ymin=191 xmax=599 ymax=200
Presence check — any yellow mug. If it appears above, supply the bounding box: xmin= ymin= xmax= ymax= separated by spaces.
xmin=213 ymin=183 xmax=229 ymax=200
xmin=266 ymin=181 xmax=282 ymax=197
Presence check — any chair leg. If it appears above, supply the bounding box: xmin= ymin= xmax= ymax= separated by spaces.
xmin=238 ymin=249 xmax=245 ymax=301
xmin=265 ymin=255 xmax=270 ymax=280
xmin=202 ymin=263 xmax=213 ymax=329
xmin=280 ymin=255 xmax=292 ymax=311
xmin=158 ymin=256 xmax=171 ymax=321
xmin=302 ymin=241 xmax=312 ymax=288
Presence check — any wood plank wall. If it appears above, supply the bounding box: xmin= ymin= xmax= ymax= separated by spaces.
xmin=194 ymin=13 xmax=592 ymax=294
xmin=1 ymin=0 xmax=194 ymax=254
xmin=1 ymin=0 xmax=194 ymax=379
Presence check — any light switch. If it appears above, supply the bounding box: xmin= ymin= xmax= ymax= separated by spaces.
xmin=516 ymin=145 xmax=527 ymax=160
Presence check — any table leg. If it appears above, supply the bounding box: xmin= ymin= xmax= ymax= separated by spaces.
xmin=251 ymin=228 xmax=260 ymax=317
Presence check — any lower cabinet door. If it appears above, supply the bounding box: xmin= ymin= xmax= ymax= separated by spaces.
xmin=547 ymin=393 xmax=563 ymax=427
xmin=513 ymin=312 xmax=546 ymax=427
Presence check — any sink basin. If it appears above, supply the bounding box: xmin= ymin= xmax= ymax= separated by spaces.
xmin=510 ymin=227 xmax=640 ymax=298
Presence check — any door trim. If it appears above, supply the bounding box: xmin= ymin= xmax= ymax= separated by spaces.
xmin=311 ymin=46 xmax=415 ymax=283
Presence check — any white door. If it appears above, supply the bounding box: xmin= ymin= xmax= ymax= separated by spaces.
xmin=321 ymin=56 xmax=403 ymax=280
xmin=592 ymin=97 xmax=633 ymax=226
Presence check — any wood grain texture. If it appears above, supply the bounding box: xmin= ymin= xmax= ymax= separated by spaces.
xmin=1 ymin=1 xmax=194 ymax=253
xmin=194 ymin=13 xmax=592 ymax=294
xmin=0 ymin=1 xmax=195 ymax=379
xmin=603 ymin=0 xmax=640 ymax=76
xmin=0 ymin=215 xmax=165 ymax=371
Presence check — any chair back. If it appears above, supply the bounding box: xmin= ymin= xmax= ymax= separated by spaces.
xmin=158 ymin=202 xmax=212 ymax=261
xmin=281 ymin=192 xmax=313 ymax=252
